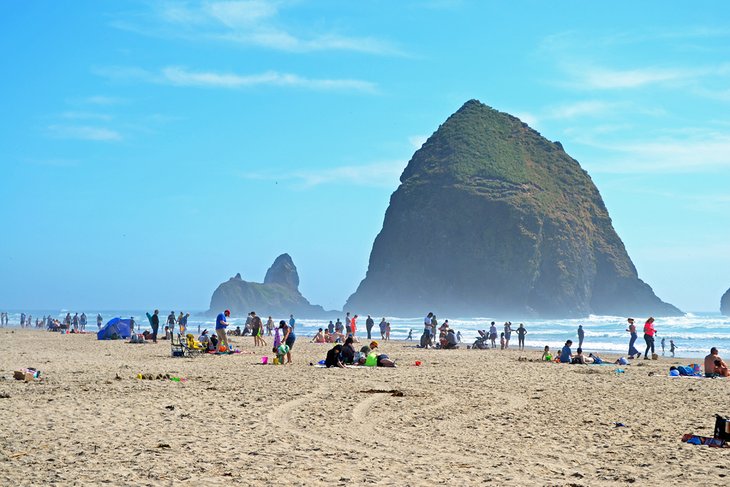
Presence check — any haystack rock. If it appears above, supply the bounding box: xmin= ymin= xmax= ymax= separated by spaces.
xmin=208 ymin=254 xmax=333 ymax=318
xmin=345 ymin=100 xmax=681 ymax=318
xmin=721 ymin=288 xmax=730 ymax=316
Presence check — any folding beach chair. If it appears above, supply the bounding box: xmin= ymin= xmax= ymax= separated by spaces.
xmin=171 ymin=333 xmax=186 ymax=357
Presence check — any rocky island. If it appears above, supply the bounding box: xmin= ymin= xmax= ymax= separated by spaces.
xmin=207 ymin=254 xmax=333 ymax=318
xmin=345 ymin=100 xmax=682 ymax=318
xmin=722 ymin=288 xmax=730 ymax=316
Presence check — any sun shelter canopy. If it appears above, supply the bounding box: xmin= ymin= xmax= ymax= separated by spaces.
xmin=97 ymin=318 xmax=132 ymax=340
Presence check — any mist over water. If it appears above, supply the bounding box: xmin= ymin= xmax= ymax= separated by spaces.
xmin=4 ymin=309 xmax=729 ymax=358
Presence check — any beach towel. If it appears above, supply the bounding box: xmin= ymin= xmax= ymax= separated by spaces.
xmin=681 ymin=434 xmax=728 ymax=448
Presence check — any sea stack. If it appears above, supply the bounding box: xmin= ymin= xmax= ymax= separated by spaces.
xmin=208 ymin=254 xmax=333 ymax=318
xmin=345 ymin=100 xmax=681 ymax=318
xmin=722 ymin=288 xmax=730 ymax=316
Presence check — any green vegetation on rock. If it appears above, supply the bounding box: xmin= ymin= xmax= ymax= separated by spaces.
xmin=345 ymin=100 xmax=681 ymax=318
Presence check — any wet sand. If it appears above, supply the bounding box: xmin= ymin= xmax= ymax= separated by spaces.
xmin=0 ymin=328 xmax=728 ymax=486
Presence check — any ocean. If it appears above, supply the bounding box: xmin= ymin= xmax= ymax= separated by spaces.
xmin=4 ymin=309 xmax=729 ymax=359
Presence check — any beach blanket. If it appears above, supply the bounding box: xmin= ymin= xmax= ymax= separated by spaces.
xmin=681 ymin=434 xmax=728 ymax=448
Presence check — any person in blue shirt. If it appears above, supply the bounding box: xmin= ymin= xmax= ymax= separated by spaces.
xmin=279 ymin=320 xmax=296 ymax=364
xmin=216 ymin=310 xmax=231 ymax=351
xmin=560 ymin=340 xmax=573 ymax=363
xmin=289 ymin=314 xmax=295 ymax=330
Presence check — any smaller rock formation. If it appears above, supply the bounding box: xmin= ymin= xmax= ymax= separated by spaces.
xmin=722 ymin=288 xmax=730 ymax=316
xmin=207 ymin=254 xmax=334 ymax=318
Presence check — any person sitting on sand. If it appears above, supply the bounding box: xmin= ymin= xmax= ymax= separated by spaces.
xmin=312 ymin=328 xmax=326 ymax=343
xmin=714 ymin=359 xmax=729 ymax=377
xmin=163 ymin=326 xmax=171 ymax=340
xmin=340 ymin=336 xmax=356 ymax=364
xmin=705 ymin=348 xmax=725 ymax=377
xmin=325 ymin=344 xmax=345 ymax=368
xmin=571 ymin=347 xmax=586 ymax=364
xmin=198 ymin=330 xmax=210 ymax=348
xmin=324 ymin=330 xmax=333 ymax=343
xmin=275 ymin=343 xmax=290 ymax=365
xmin=541 ymin=346 xmax=552 ymax=361
xmin=368 ymin=341 xmax=396 ymax=367
xmin=209 ymin=334 xmax=219 ymax=352
xmin=443 ymin=329 xmax=458 ymax=349
xmin=560 ymin=340 xmax=573 ymax=363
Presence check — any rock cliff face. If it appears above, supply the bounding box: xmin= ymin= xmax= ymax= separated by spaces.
xmin=345 ymin=100 xmax=682 ymax=318
xmin=722 ymin=289 xmax=730 ymax=316
xmin=208 ymin=254 xmax=332 ymax=318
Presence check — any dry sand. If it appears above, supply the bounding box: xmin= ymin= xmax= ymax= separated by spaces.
xmin=0 ymin=328 xmax=728 ymax=486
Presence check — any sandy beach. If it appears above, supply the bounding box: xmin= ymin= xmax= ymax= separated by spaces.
xmin=0 ymin=328 xmax=728 ymax=486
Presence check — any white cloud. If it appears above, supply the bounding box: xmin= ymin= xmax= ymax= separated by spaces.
xmin=408 ymin=135 xmax=428 ymax=149
xmin=82 ymin=95 xmax=126 ymax=105
xmin=118 ymin=1 xmax=402 ymax=55
xmin=574 ymin=66 xmax=693 ymax=89
xmin=96 ymin=65 xmax=377 ymax=92
xmin=548 ymin=100 xmax=614 ymax=119
xmin=580 ymin=134 xmax=730 ymax=173
xmin=244 ymin=160 xmax=406 ymax=188
xmin=60 ymin=111 xmax=113 ymax=121
xmin=512 ymin=111 xmax=539 ymax=128
xmin=48 ymin=125 xmax=122 ymax=141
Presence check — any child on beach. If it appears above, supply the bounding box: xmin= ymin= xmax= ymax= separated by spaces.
xmin=406 ymin=329 xmax=413 ymax=340
xmin=661 ymin=337 xmax=666 ymax=355
xmin=670 ymin=340 xmax=677 ymax=357
xmin=500 ymin=332 xmax=505 ymax=350
xmin=541 ymin=346 xmax=552 ymax=361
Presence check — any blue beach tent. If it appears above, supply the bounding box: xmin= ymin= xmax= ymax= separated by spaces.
xmin=97 ymin=317 xmax=132 ymax=340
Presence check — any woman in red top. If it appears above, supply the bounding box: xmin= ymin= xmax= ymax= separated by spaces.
xmin=643 ymin=317 xmax=656 ymax=360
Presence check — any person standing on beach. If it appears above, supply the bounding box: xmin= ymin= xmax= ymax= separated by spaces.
xmin=661 ymin=337 xmax=666 ymax=355
xmin=180 ymin=313 xmax=189 ymax=335
xmin=670 ymin=340 xmax=677 ymax=357
xmin=129 ymin=316 xmax=135 ymax=335
xmin=97 ymin=313 xmax=103 ymax=329
xmin=146 ymin=309 xmax=160 ymax=343
xmin=80 ymin=313 xmax=87 ymax=331
xmin=643 ymin=317 xmax=656 ymax=360
xmin=72 ymin=313 xmax=79 ymax=332
xmin=577 ymin=325 xmax=585 ymax=349
xmin=424 ymin=312 xmax=433 ymax=340
xmin=279 ymin=320 xmax=295 ymax=364
xmin=351 ymin=315 xmax=359 ymax=341
xmin=626 ymin=318 xmax=640 ymax=359
xmin=167 ymin=312 xmax=176 ymax=333
xmin=489 ymin=322 xmax=498 ymax=348
xmin=504 ymin=322 xmax=513 ymax=348
xmin=267 ymin=316 xmax=274 ymax=336
xmin=431 ymin=314 xmax=438 ymax=340
xmin=516 ymin=323 xmax=527 ymax=350
xmin=289 ymin=314 xmax=296 ymax=330
xmin=215 ymin=309 xmax=231 ymax=351
xmin=366 ymin=315 xmax=374 ymax=340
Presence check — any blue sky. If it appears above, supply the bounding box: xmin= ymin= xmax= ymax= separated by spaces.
xmin=1 ymin=0 xmax=729 ymax=313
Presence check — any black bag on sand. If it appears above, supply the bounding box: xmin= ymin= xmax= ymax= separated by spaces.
xmin=714 ymin=415 xmax=730 ymax=440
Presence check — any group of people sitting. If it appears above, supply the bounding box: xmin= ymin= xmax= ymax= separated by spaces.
xmin=543 ymin=341 xmax=613 ymax=365
xmin=324 ymin=338 xmax=396 ymax=368
xmin=310 ymin=327 xmax=347 ymax=344
xmin=419 ymin=320 xmax=458 ymax=349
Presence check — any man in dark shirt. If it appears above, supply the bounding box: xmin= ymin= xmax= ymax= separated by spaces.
xmin=147 ymin=309 xmax=160 ymax=343
xmin=365 ymin=315 xmax=374 ymax=339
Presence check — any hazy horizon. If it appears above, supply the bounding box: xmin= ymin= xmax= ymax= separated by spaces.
xmin=2 ymin=1 xmax=729 ymax=312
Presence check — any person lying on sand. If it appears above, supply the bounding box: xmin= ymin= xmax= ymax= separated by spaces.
xmin=368 ymin=341 xmax=396 ymax=367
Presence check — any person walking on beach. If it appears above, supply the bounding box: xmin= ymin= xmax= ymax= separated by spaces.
xmin=516 ymin=323 xmax=527 ymax=350
xmin=643 ymin=317 xmax=656 ymax=360
xmin=670 ymin=340 xmax=677 ymax=357
xmin=215 ymin=309 xmax=231 ymax=351
xmin=661 ymin=337 xmax=666 ymax=355
xmin=146 ymin=309 xmax=160 ymax=343
xmin=626 ymin=318 xmax=641 ymax=359
xmin=289 ymin=314 xmax=296 ymax=330
xmin=72 ymin=313 xmax=79 ymax=332
xmin=251 ymin=311 xmax=265 ymax=347
xmin=129 ymin=316 xmax=135 ymax=335
xmin=97 ymin=313 xmax=103 ymax=329
xmin=577 ymin=324 xmax=585 ymax=349
xmin=366 ymin=315 xmax=374 ymax=340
